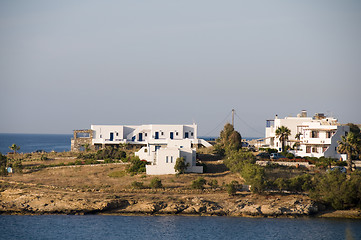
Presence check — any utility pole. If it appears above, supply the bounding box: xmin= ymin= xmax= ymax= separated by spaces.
xmin=232 ymin=109 xmax=235 ymax=127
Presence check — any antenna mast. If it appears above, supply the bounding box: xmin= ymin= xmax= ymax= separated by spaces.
xmin=232 ymin=109 xmax=235 ymax=127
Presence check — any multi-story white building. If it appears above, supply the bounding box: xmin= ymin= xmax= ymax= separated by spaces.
xmin=87 ymin=123 xmax=211 ymax=148
xmin=136 ymin=139 xmax=203 ymax=175
xmin=264 ymin=111 xmax=349 ymax=159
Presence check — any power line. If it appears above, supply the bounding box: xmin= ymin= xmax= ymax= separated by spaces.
xmin=203 ymin=110 xmax=232 ymax=137
xmin=234 ymin=112 xmax=264 ymax=136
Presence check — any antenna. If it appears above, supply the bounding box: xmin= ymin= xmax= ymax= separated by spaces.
xmin=232 ymin=109 xmax=235 ymax=127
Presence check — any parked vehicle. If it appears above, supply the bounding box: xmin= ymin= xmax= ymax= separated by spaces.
xmin=256 ymin=152 xmax=270 ymax=159
xmin=270 ymin=153 xmax=285 ymax=160
xmin=327 ymin=166 xmax=347 ymax=173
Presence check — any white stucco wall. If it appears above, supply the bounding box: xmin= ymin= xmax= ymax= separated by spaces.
xmin=142 ymin=139 xmax=202 ymax=175
xmin=92 ymin=124 xmax=199 ymax=145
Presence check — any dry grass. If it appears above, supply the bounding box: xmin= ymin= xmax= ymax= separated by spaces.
xmin=3 ymin=150 xmax=242 ymax=197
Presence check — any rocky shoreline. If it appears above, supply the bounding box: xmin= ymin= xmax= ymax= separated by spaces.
xmin=2 ymin=187 xmax=360 ymax=218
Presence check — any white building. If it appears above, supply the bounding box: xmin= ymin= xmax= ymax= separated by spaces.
xmin=136 ymin=139 xmax=203 ymax=175
xmin=89 ymin=123 xmax=211 ymax=148
xmin=265 ymin=110 xmax=349 ymax=159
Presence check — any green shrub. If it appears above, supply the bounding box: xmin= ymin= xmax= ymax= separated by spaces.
xmin=108 ymin=171 xmax=127 ymax=178
xmin=12 ymin=160 xmax=23 ymax=173
xmin=174 ymin=157 xmax=189 ymax=174
xmin=0 ymin=153 xmax=7 ymax=176
xmin=150 ymin=177 xmax=163 ymax=189
xmin=310 ymin=170 xmax=361 ymax=210
xmin=208 ymin=179 xmax=219 ymax=189
xmin=226 ymin=181 xmax=240 ymax=196
xmin=191 ymin=177 xmax=207 ymax=189
xmin=131 ymin=181 xmax=144 ymax=189
xmin=127 ymin=156 xmax=146 ymax=174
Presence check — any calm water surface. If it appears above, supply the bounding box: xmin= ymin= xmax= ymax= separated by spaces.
xmin=0 ymin=133 xmax=72 ymax=154
xmin=1 ymin=215 xmax=361 ymax=240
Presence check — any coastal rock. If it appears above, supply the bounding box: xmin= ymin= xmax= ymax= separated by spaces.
xmin=0 ymin=187 xmax=328 ymax=217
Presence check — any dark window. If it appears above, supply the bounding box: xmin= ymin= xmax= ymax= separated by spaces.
xmin=191 ymin=132 xmax=194 ymax=136
xmin=311 ymin=131 xmax=319 ymax=138
xmin=306 ymin=146 xmax=311 ymax=153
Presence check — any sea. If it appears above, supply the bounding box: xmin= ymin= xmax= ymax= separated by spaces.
xmin=0 ymin=215 xmax=361 ymax=240
xmin=0 ymin=133 xmax=72 ymax=154
xmin=0 ymin=133 xmax=259 ymax=154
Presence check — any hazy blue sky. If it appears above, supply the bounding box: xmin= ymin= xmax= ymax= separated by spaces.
xmin=1 ymin=0 xmax=360 ymax=137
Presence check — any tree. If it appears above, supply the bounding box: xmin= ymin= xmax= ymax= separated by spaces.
xmin=0 ymin=153 xmax=8 ymax=176
xmin=174 ymin=157 xmax=189 ymax=174
xmin=9 ymin=144 xmax=20 ymax=155
xmin=214 ymin=123 xmax=242 ymax=156
xmin=275 ymin=126 xmax=291 ymax=152
xmin=338 ymin=132 xmax=360 ymax=171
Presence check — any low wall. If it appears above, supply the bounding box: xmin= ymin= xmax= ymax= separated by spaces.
xmin=256 ymin=160 xmax=313 ymax=168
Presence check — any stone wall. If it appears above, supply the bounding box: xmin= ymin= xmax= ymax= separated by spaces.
xmin=71 ymin=130 xmax=93 ymax=152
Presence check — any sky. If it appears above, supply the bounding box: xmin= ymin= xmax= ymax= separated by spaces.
xmin=1 ymin=0 xmax=360 ymax=137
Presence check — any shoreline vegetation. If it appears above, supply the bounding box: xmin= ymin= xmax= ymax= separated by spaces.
xmin=1 ymin=125 xmax=361 ymax=219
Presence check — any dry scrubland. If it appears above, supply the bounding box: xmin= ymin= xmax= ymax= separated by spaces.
xmin=1 ymin=150 xmax=360 ymax=218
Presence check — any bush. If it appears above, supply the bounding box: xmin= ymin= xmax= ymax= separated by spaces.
xmin=208 ymin=179 xmax=219 ymax=189
xmin=191 ymin=177 xmax=207 ymax=189
xmin=310 ymin=170 xmax=361 ymax=210
xmin=12 ymin=160 xmax=23 ymax=173
xmin=0 ymin=153 xmax=7 ymax=176
xmin=127 ymin=156 xmax=146 ymax=174
xmin=226 ymin=181 xmax=240 ymax=196
xmin=108 ymin=171 xmax=127 ymax=178
xmin=174 ymin=157 xmax=189 ymax=174
xmin=131 ymin=181 xmax=144 ymax=189
xmin=150 ymin=177 xmax=163 ymax=189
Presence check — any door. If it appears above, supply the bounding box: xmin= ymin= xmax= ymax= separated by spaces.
xmin=170 ymin=132 xmax=174 ymax=139
xmin=138 ymin=133 xmax=143 ymax=141
xmin=185 ymin=132 xmax=189 ymax=138
xmin=110 ymin=133 xmax=114 ymax=141
xmin=155 ymin=132 xmax=159 ymax=139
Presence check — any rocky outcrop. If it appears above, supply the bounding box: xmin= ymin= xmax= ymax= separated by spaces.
xmin=0 ymin=188 xmax=323 ymax=217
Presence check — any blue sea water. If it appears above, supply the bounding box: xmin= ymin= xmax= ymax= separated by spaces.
xmin=0 ymin=215 xmax=360 ymax=240
xmin=0 ymin=133 xmax=72 ymax=154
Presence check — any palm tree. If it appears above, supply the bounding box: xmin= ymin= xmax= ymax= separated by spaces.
xmin=9 ymin=144 xmax=20 ymax=155
xmin=293 ymin=133 xmax=302 ymax=150
xmin=275 ymin=126 xmax=291 ymax=152
xmin=337 ymin=132 xmax=360 ymax=171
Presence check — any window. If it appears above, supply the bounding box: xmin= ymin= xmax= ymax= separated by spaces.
xmin=176 ymin=132 xmax=178 ymax=136
xmin=312 ymin=147 xmax=318 ymax=153
xmin=311 ymin=131 xmax=319 ymax=138
xmin=161 ymin=131 xmax=164 ymax=136
xmin=145 ymin=133 xmax=147 ymax=137
xmin=191 ymin=132 xmax=194 ymax=137
xmin=322 ymin=146 xmax=328 ymax=152
xmin=166 ymin=156 xmax=168 ymax=163
xmin=306 ymin=146 xmax=311 ymax=153
xmin=170 ymin=156 xmax=173 ymax=163
xmin=116 ymin=132 xmax=119 ymax=136
xmin=326 ymin=132 xmax=332 ymax=138
xmin=144 ymin=148 xmax=148 ymax=153
xmin=100 ymin=134 xmax=102 ymax=138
